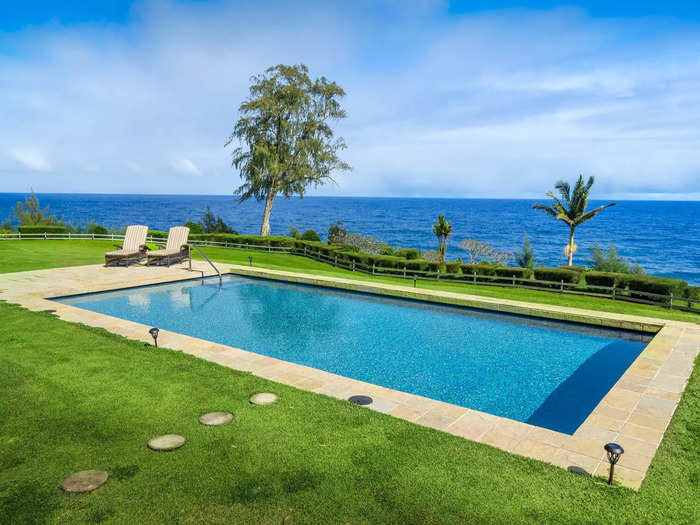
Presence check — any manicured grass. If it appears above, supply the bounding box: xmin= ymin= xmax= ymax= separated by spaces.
xmin=0 ymin=302 xmax=698 ymax=524
xmin=0 ymin=239 xmax=697 ymax=323
xmin=0 ymin=240 xmax=114 ymax=273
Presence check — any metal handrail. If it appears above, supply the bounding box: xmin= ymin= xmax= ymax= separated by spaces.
xmin=189 ymin=243 xmax=222 ymax=288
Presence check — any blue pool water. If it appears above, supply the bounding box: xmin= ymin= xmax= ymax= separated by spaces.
xmin=56 ymin=275 xmax=651 ymax=434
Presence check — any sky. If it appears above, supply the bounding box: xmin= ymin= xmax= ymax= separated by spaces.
xmin=1 ymin=1 xmax=699 ymax=199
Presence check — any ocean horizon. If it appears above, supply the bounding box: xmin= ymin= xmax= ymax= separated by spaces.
xmin=1 ymin=192 xmax=698 ymax=284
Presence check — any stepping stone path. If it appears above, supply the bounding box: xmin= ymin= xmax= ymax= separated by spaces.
xmin=249 ymin=393 xmax=278 ymax=405
xmin=198 ymin=411 xmax=234 ymax=426
xmin=348 ymin=395 xmax=373 ymax=406
xmin=59 ymin=470 xmax=108 ymax=493
xmin=147 ymin=434 xmax=186 ymax=451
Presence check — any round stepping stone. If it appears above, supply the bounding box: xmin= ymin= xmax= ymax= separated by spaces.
xmin=198 ymin=411 xmax=234 ymax=426
xmin=249 ymin=393 xmax=278 ymax=405
xmin=59 ymin=470 xmax=108 ymax=493
xmin=348 ymin=395 xmax=373 ymax=406
xmin=147 ymin=434 xmax=186 ymax=451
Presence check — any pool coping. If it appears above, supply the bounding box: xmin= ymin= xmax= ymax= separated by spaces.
xmin=1 ymin=262 xmax=697 ymax=489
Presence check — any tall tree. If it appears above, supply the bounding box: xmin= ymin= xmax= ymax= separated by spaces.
xmin=12 ymin=191 xmax=59 ymax=226
xmin=432 ymin=215 xmax=453 ymax=264
xmin=533 ymin=175 xmax=616 ymax=266
xmin=226 ymin=64 xmax=350 ymax=236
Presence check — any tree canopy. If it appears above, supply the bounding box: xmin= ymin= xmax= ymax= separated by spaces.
xmin=533 ymin=175 xmax=616 ymax=266
xmin=226 ymin=64 xmax=350 ymax=235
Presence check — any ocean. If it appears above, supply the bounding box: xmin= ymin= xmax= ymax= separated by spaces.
xmin=1 ymin=193 xmax=698 ymax=284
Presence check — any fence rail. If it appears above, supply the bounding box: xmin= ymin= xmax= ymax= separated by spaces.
xmin=2 ymin=232 xmax=698 ymax=314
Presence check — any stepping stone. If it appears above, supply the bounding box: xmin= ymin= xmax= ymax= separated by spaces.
xmin=348 ymin=395 xmax=373 ymax=406
xmin=198 ymin=411 xmax=234 ymax=426
xmin=249 ymin=393 xmax=278 ymax=405
xmin=59 ymin=470 xmax=108 ymax=493
xmin=147 ymin=434 xmax=186 ymax=451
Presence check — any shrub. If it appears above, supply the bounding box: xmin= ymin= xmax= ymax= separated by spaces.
xmin=686 ymin=286 xmax=700 ymax=300
xmin=444 ymin=261 xmax=461 ymax=274
xmin=513 ymin=234 xmax=535 ymax=269
xmin=559 ymin=265 xmax=587 ymax=273
xmin=533 ymin=268 xmax=581 ymax=287
xmin=90 ymin=225 xmax=109 ymax=235
xmin=625 ymin=276 xmax=688 ymax=299
xmin=148 ymin=230 xmax=168 ymax=239
xmin=394 ymin=248 xmax=421 ymax=260
xmin=300 ymin=229 xmax=321 ymax=242
xmin=17 ymin=225 xmax=66 ymax=234
xmin=587 ymin=243 xmax=644 ymax=274
xmin=185 ymin=221 xmax=205 ymax=234
xmin=460 ymin=263 xmax=497 ymax=277
xmin=327 ymin=220 xmax=347 ymax=244
xmin=584 ymin=271 xmax=623 ymax=288
xmin=404 ymin=259 xmax=431 ymax=272
xmin=494 ymin=267 xmax=533 ymax=281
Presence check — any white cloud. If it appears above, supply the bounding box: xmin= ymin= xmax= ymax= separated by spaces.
xmin=0 ymin=1 xmax=698 ymax=198
xmin=8 ymin=147 xmax=52 ymax=172
xmin=172 ymin=158 xmax=202 ymax=177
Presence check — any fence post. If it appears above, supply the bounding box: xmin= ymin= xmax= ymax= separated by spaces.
xmin=473 ymin=272 xmax=476 ymax=285
xmin=334 ymin=255 xmax=337 ymax=267
xmin=44 ymin=232 xmax=47 ymax=239
xmin=612 ymin=287 xmax=616 ymax=300
xmin=69 ymin=232 xmax=72 ymax=240
xmin=372 ymin=263 xmax=375 ymax=275
xmin=352 ymin=260 xmax=355 ymax=272
xmin=92 ymin=233 xmax=95 ymax=240
xmin=512 ymin=275 xmax=516 ymax=287
xmin=18 ymin=231 xmax=21 ymax=240
xmin=668 ymin=293 xmax=673 ymax=309
xmin=560 ymin=280 xmax=564 ymax=293
xmin=436 ymin=269 xmax=440 ymax=280
xmin=403 ymin=266 xmax=406 ymax=278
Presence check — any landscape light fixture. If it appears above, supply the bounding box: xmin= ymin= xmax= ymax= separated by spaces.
xmin=248 ymin=255 xmax=253 ymax=267
xmin=604 ymin=443 xmax=624 ymax=485
xmin=149 ymin=327 xmax=159 ymax=348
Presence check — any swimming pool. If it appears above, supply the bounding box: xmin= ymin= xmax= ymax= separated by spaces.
xmin=55 ymin=275 xmax=651 ymax=434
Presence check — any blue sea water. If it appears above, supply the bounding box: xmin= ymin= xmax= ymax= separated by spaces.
xmin=56 ymin=275 xmax=649 ymax=434
xmin=1 ymin=193 xmax=698 ymax=284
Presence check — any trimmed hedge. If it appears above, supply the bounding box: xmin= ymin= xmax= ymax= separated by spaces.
xmin=18 ymin=225 xmax=66 ymax=234
xmin=394 ymin=248 xmax=421 ymax=260
xmin=460 ymin=264 xmax=498 ymax=276
xmin=584 ymin=271 xmax=622 ymax=288
xmin=444 ymin=261 xmax=461 ymax=274
xmin=534 ymin=267 xmax=581 ymax=283
xmin=494 ymin=267 xmax=533 ymax=280
xmin=625 ymin=276 xmax=688 ymax=298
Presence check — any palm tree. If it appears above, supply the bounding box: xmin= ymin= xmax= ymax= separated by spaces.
xmin=432 ymin=215 xmax=453 ymax=265
xmin=533 ymin=175 xmax=616 ymax=266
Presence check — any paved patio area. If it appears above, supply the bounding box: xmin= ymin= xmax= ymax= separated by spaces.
xmin=1 ymin=262 xmax=697 ymax=489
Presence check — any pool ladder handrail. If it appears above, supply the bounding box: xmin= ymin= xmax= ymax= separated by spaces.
xmin=188 ymin=243 xmax=222 ymax=288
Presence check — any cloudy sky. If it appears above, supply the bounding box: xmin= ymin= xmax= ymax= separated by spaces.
xmin=1 ymin=0 xmax=699 ymax=199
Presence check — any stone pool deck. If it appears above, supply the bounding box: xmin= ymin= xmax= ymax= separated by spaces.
xmin=0 ymin=262 xmax=697 ymax=489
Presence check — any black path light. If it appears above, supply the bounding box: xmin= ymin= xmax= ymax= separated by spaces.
xmin=149 ymin=327 xmax=159 ymax=348
xmin=604 ymin=443 xmax=624 ymax=485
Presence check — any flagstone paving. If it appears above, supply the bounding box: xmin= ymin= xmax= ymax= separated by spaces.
xmin=0 ymin=262 xmax=697 ymax=489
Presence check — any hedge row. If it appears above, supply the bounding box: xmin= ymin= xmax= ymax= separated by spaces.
xmin=17 ymin=225 xmax=67 ymax=234
xmin=144 ymin=231 xmax=694 ymax=299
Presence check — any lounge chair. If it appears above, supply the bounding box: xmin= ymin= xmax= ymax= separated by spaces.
xmin=146 ymin=226 xmax=190 ymax=267
xmin=104 ymin=225 xmax=149 ymax=266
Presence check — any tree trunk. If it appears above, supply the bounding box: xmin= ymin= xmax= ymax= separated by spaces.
xmin=259 ymin=190 xmax=277 ymax=236
xmin=568 ymin=227 xmax=575 ymax=266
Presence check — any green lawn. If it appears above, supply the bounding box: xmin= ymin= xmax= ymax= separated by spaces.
xmin=0 ymin=302 xmax=698 ymax=524
xmin=1 ymin=239 xmax=697 ymax=323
